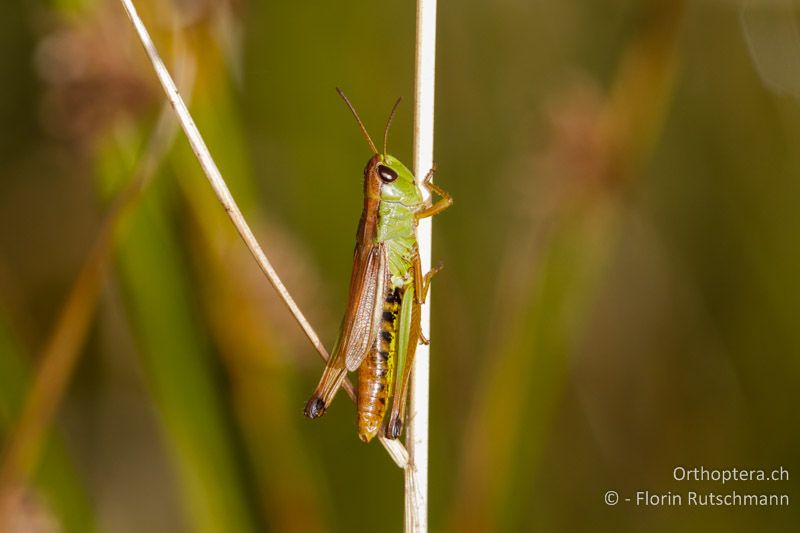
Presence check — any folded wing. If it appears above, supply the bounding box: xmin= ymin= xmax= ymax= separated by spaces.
xmin=341 ymin=243 xmax=387 ymax=371
xmin=304 ymin=242 xmax=387 ymax=416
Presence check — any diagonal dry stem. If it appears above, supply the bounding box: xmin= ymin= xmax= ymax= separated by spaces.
xmin=117 ymin=0 xmax=408 ymax=467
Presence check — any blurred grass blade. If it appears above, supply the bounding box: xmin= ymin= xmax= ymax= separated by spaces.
xmin=447 ymin=1 xmax=684 ymax=529
xmin=79 ymin=26 xmax=260 ymax=529
xmin=0 ymin=306 xmax=95 ymax=533
xmin=0 ymin=96 xmax=184 ymax=515
xmin=447 ymin=205 xmax=619 ymax=532
xmin=168 ymin=40 xmax=330 ymax=531
xmin=109 ymin=159 xmax=260 ymax=533
xmin=740 ymin=1 xmax=800 ymax=97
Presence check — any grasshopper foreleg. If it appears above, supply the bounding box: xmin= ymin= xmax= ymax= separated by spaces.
xmin=415 ymin=164 xmax=453 ymax=220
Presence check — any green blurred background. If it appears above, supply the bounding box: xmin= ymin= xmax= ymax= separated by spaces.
xmin=1 ymin=0 xmax=799 ymax=531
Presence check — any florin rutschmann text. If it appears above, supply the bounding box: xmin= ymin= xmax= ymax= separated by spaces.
xmin=603 ymin=466 xmax=790 ymax=508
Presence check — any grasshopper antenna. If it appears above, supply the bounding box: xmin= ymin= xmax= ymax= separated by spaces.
xmin=336 ymin=88 xmax=378 ymax=154
xmin=383 ymin=97 xmax=402 ymax=158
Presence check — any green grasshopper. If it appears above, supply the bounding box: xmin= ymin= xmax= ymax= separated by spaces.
xmin=304 ymin=89 xmax=452 ymax=442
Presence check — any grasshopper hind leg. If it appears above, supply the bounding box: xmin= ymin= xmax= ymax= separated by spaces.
xmin=384 ymin=261 xmax=441 ymax=439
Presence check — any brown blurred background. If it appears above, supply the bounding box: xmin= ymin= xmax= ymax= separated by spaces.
xmin=0 ymin=0 xmax=799 ymax=531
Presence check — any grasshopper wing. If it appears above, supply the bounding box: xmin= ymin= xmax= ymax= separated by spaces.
xmin=340 ymin=242 xmax=387 ymax=371
xmin=304 ymin=243 xmax=387 ymax=418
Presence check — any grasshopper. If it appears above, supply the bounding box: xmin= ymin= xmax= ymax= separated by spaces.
xmin=304 ymin=89 xmax=452 ymax=442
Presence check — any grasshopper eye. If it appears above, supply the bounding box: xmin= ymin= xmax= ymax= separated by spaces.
xmin=377 ymin=165 xmax=398 ymax=183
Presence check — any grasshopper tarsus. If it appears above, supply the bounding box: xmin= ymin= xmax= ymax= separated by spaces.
xmin=419 ymin=331 xmax=430 ymax=345
xmin=385 ymin=416 xmax=403 ymax=440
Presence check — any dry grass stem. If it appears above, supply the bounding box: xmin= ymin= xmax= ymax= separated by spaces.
xmin=117 ymin=0 xmax=409 ymax=467
xmin=406 ymin=0 xmax=438 ymax=530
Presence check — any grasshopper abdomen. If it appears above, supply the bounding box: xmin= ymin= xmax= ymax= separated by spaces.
xmin=356 ymin=286 xmax=402 ymax=442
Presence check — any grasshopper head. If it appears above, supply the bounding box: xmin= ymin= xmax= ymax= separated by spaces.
xmin=364 ymin=154 xmax=418 ymax=202
xmin=336 ymin=89 xmax=418 ymax=201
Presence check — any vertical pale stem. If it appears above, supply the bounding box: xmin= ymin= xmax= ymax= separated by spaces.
xmin=407 ymin=0 xmax=436 ymax=531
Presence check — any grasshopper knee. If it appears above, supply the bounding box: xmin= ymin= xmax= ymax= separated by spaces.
xmin=304 ymin=396 xmax=326 ymax=419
